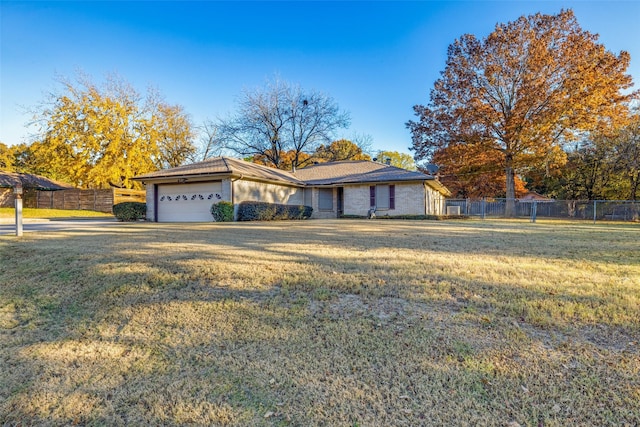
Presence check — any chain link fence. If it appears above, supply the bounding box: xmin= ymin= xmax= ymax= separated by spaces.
xmin=445 ymin=198 xmax=640 ymax=222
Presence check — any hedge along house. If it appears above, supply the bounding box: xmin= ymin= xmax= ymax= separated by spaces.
xmin=133 ymin=157 xmax=450 ymax=222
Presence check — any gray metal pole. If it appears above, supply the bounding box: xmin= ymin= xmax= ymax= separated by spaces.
xmin=593 ymin=200 xmax=597 ymax=224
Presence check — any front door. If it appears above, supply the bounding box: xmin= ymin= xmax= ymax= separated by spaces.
xmin=337 ymin=187 xmax=344 ymax=218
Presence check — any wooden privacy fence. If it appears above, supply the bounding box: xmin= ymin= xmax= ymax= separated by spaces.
xmin=0 ymin=188 xmax=146 ymax=213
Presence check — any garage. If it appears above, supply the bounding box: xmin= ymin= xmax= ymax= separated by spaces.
xmin=157 ymin=181 xmax=223 ymax=222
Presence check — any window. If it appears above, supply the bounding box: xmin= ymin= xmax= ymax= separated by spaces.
xmin=370 ymin=184 xmax=396 ymax=210
xmin=377 ymin=185 xmax=390 ymax=209
xmin=318 ymin=188 xmax=333 ymax=210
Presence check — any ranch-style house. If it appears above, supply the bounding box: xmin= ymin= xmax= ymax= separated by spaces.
xmin=134 ymin=157 xmax=450 ymax=222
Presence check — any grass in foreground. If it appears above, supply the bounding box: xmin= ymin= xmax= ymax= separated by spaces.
xmin=0 ymin=207 xmax=113 ymax=219
xmin=0 ymin=219 xmax=638 ymax=426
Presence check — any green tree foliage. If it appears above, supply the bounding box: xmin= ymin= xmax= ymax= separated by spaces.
xmin=29 ymin=73 xmax=195 ymax=189
xmin=551 ymin=112 xmax=640 ymax=200
xmin=407 ymin=10 xmax=635 ymax=214
xmin=376 ymin=151 xmax=416 ymax=170
xmin=0 ymin=142 xmax=51 ymax=176
xmin=0 ymin=143 xmax=15 ymax=171
xmin=613 ymin=113 xmax=640 ymax=200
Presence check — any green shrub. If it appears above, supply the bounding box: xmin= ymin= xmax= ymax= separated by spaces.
xmin=237 ymin=201 xmax=312 ymax=221
xmin=113 ymin=202 xmax=146 ymax=221
xmin=210 ymin=201 xmax=234 ymax=222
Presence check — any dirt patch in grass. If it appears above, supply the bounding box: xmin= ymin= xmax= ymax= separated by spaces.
xmin=1 ymin=219 xmax=638 ymax=425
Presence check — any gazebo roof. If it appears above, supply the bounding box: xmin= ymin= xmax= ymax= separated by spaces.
xmin=0 ymin=171 xmax=73 ymax=190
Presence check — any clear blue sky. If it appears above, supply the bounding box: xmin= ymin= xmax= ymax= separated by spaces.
xmin=1 ymin=1 xmax=639 ymax=156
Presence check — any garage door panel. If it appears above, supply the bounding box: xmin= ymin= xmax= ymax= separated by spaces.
xmin=157 ymin=182 xmax=223 ymax=222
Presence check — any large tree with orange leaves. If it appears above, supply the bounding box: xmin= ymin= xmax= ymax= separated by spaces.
xmin=431 ymin=143 xmax=527 ymax=198
xmin=407 ymin=9 xmax=635 ymax=214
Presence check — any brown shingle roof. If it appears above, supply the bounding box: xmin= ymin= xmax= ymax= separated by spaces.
xmin=133 ymin=157 xmax=304 ymax=185
xmin=133 ymin=157 xmax=450 ymax=195
xmin=293 ymin=161 xmax=429 ymax=184
xmin=0 ymin=171 xmax=73 ymax=190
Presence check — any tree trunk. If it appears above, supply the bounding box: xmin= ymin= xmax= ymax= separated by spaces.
xmin=631 ymin=172 xmax=639 ymax=221
xmin=505 ymin=154 xmax=516 ymax=217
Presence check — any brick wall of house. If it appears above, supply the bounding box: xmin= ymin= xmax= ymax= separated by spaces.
xmin=232 ymin=179 xmax=303 ymax=206
xmin=221 ymin=179 xmax=232 ymax=202
xmin=343 ymin=183 xmax=428 ymax=216
xmin=343 ymin=185 xmax=370 ymax=216
xmin=145 ymin=185 xmax=155 ymax=220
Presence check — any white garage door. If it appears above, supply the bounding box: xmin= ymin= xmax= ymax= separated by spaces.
xmin=157 ymin=181 xmax=223 ymax=222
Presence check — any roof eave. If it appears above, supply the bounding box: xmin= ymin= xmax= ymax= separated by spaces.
xmin=132 ymin=171 xmax=233 ymax=183
xmin=133 ymin=171 xmax=305 ymax=187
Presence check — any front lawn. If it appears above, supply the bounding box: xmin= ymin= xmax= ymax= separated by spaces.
xmin=0 ymin=208 xmax=113 ymax=218
xmin=0 ymin=220 xmax=638 ymax=425
xmin=0 ymin=207 xmax=113 ymax=219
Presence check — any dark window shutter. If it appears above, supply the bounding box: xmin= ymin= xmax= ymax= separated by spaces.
xmin=370 ymin=186 xmax=376 ymax=207
xmin=389 ymin=185 xmax=395 ymax=210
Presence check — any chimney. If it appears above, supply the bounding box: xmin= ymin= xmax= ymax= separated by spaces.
xmin=385 ymin=158 xmax=391 ymax=165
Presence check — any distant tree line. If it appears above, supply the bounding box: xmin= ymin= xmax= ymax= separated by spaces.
xmin=2 ymin=9 xmax=638 ymax=202
xmin=0 ymin=73 xmax=411 ymax=189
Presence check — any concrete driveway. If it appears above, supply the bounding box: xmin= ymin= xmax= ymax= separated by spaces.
xmin=0 ymin=218 xmax=121 ymax=235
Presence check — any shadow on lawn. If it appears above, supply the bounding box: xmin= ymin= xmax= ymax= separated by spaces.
xmin=1 ymin=221 xmax=639 ymax=425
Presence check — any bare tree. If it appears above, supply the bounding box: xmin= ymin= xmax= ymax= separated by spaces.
xmin=219 ymin=78 xmax=350 ymax=170
xmin=191 ymin=119 xmax=228 ymax=162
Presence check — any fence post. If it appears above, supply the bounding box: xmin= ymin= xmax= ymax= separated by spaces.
xmin=530 ymin=201 xmax=537 ymax=223
xmin=593 ymin=200 xmax=597 ymax=224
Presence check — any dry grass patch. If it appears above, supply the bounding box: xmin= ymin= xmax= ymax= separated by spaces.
xmin=1 ymin=219 xmax=639 ymax=426
xmin=0 ymin=207 xmax=113 ymax=219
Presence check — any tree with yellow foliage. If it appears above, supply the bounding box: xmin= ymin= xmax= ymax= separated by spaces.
xmin=30 ymin=73 xmax=195 ymax=189
xmin=0 ymin=142 xmax=15 ymax=171
xmin=314 ymin=139 xmax=371 ymax=163
xmin=407 ymin=10 xmax=636 ymax=215
xmin=375 ymin=151 xmax=416 ymax=170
